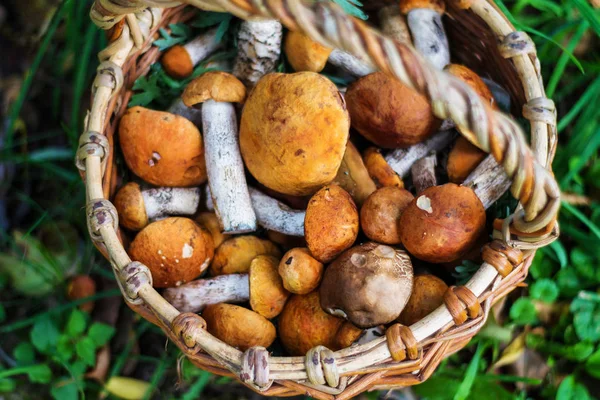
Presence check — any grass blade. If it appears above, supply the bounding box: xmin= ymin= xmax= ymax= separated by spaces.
xmin=454 ymin=342 xmax=487 ymax=400
xmin=545 ymin=21 xmax=588 ymax=98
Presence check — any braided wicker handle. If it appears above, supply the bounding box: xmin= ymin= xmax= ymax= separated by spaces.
xmin=79 ymin=0 xmax=559 ymax=394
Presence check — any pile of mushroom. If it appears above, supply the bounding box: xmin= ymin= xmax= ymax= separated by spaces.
xmin=113 ymin=9 xmax=513 ymax=356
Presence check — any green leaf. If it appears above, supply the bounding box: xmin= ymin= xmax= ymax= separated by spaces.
xmin=556 ymin=267 xmax=584 ymax=297
xmin=585 ymin=347 xmax=600 ymax=379
xmin=414 ymin=375 xmax=461 ymax=400
xmin=556 ymin=375 xmax=591 ymax=400
xmin=76 ymin=337 xmax=97 ymax=367
xmin=30 ymin=315 xmax=60 ymax=353
xmin=454 ymin=343 xmax=486 ymax=400
xmin=571 ymin=291 xmax=600 ymax=342
xmin=88 ymin=322 xmax=116 ymax=347
xmin=0 ymin=303 xmax=5 ymax=323
xmin=51 ymin=380 xmax=79 ymax=400
xmin=192 ymin=11 xmax=231 ymax=28
xmin=332 ymin=0 xmax=368 ymax=20
xmin=510 ymin=297 xmax=538 ymax=325
xmin=154 ymin=23 xmax=192 ymax=51
xmin=27 ymin=364 xmax=52 ymax=384
xmin=214 ymin=16 xmax=232 ymax=43
xmin=530 ymin=279 xmax=559 ymax=303
xmin=129 ymin=74 xmax=162 ymax=107
xmin=548 ymin=240 xmax=568 ymax=268
xmin=66 ymin=309 xmax=87 ymax=337
xmin=56 ymin=334 xmax=75 ymax=362
xmin=13 ymin=342 xmax=36 ymax=365
xmin=0 ymin=379 xmax=16 ymax=392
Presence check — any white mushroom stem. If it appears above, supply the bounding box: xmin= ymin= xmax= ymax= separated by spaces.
xmin=379 ymin=5 xmax=412 ymax=44
xmin=248 ymin=187 xmax=305 ymax=236
xmin=411 ymin=153 xmax=437 ymax=194
xmin=356 ymin=326 xmax=385 ymax=345
xmin=202 ymin=100 xmax=257 ymax=233
xmin=168 ymin=98 xmax=203 ymax=126
xmin=183 ymin=27 xmax=222 ymax=66
xmin=142 ymin=186 xmax=201 ymax=220
xmin=233 ymin=19 xmax=283 ymax=87
xmin=163 ymin=274 xmax=249 ymax=313
xmin=406 ymin=8 xmax=450 ymax=70
xmin=328 ymin=49 xmax=376 ymax=77
xmin=462 ymin=155 xmax=512 ymax=209
xmin=385 ymin=130 xmax=455 ymax=177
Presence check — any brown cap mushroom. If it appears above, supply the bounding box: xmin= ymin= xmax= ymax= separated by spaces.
xmin=210 ymin=235 xmax=281 ymax=276
xmin=195 ymin=212 xmax=231 ymax=249
xmin=319 ymin=242 xmax=414 ymax=328
xmin=114 ymin=182 xmax=148 ymax=231
xmin=182 ymin=71 xmax=247 ymax=105
xmin=240 ymin=72 xmax=350 ymax=196
xmin=447 ymin=136 xmax=488 ymax=184
xmin=398 ymin=274 xmax=448 ymax=325
xmin=249 ymin=255 xmax=290 ymax=318
xmin=128 ymin=217 xmax=214 ymax=288
xmin=305 ymin=185 xmax=359 ymax=263
xmin=445 ymin=64 xmax=495 ymax=107
xmin=363 ymin=147 xmax=404 ymax=188
xmin=119 ymin=107 xmax=207 ymax=187
xmin=333 ymin=141 xmax=377 ymax=206
xmin=161 ymin=28 xmax=221 ymax=79
xmin=399 ymin=183 xmax=486 ymax=263
xmin=66 ymin=275 xmax=96 ymax=313
xmin=345 ymin=72 xmax=441 ymax=148
xmin=284 ymin=31 xmax=332 ymax=73
xmin=278 ymin=291 xmax=362 ymax=356
xmin=203 ymin=303 xmax=276 ymax=351
xmin=278 ymin=248 xmax=324 ymax=294
xmin=360 ymin=187 xmax=414 ymax=245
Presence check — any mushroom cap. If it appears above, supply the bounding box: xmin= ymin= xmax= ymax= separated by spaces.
xmin=333 ymin=141 xmax=377 ymax=206
xmin=114 ymin=182 xmax=148 ymax=231
xmin=399 ymin=183 xmax=486 ymax=263
xmin=305 ymin=185 xmax=359 ymax=263
xmin=182 ymin=71 xmax=247 ymax=106
xmin=128 ymin=217 xmax=214 ymax=288
xmin=119 ymin=107 xmax=207 ymax=187
xmin=203 ymin=303 xmax=276 ymax=351
xmin=249 ymin=255 xmax=290 ymax=318
xmin=161 ymin=45 xmax=194 ymax=79
xmin=399 ymin=0 xmax=445 ymax=14
xmin=279 ymin=291 xmax=359 ymax=356
xmin=284 ymin=31 xmax=332 ymax=73
xmin=447 ymin=136 xmax=487 ymax=184
xmin=360 ymin=186 xmax=414 ymax=245
xmin=363 ymin=147 xmax=404 ymax=188
xmin=195 ymin=212 xmax=230 ymax=249
xmin=398 ymin=274 xmax=448 ymax=325
xmin=319 ymin=242 xmax=414 ymax=328
xmin=240 ymin=72 xmax=350 ymax=196
xmin=66 ymin=275 xmax=96 ymax=313
xmin=210 ymin=235 xmax=281 ymax=276
xmin=445 ymin=64 xmax=495 ymax=107
xmin=278 ymin=248 xmax=324 ymax=294
xmin=345 ymin=72 xmax=441 ymax=148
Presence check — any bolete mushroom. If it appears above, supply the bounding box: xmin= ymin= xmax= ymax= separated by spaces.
xmin=319 ymin=242 xmax=414 ymax=328
xmin=398 ymin=274 xmax=448 ymax=325
xmin=240 ymin=72 xmax=350 ymax=196
xmin=114 ymin=182 xmax=200 ymax=231
xmin=304 ymin=185 xmax=359 ymax=263
xmin=195 ymin=212 xmax=230 ymax=249
xmin=119 ymin=107 xmax=207 ymax=187
xmin=182 ymin=71 xmax=256 ymax=234
xmin=379 ymin=5 xmax=412 ymax=44
xmin=128 ymin=217 xmax=214 ymax=288
xmin=333 ymin=141 xmax=377 ymax=206
xmin=202 ymin=303 xmax=276 ymax=351
xmin=278 ymin=248 xmax=324 ymax=294
xmin=161 ymin=28 xmax=221 ymax=79
xmin=363 ymin=147 xmax=404 ymax=188
xmin=67 ymin=275 xmax=96 ymax=313
xmin=248 ymin=187 xmax=305 ymax=236
xmin=278 ymin=291 xmax=362 ymax=356
xmin=210 ymin=235 xmax=281 ymax=276
xmin=360 ymin=186 xmax=414 ymax=245
xmin=345 ymin=72 xmax=441 ymax=148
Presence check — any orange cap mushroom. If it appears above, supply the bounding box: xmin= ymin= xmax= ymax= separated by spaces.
xmin=278 ymin=248 xmax=324 ymax=294
xmin=398 ymin=274 xmax=448 ymax=325
xmin=249 ymin=255 xmax=290 ymax=318
xmin=161 ymin=28 xmax=221 ymax=79
xmin=363 ymin=147 xmax=404 ymax=188
xmin=360 ymin=186 xmax=414 ymax=245
xmin=284 ymin=31 xmax=332 ymax=73
xmin=210 ymin=235 xmax=281 ymax=276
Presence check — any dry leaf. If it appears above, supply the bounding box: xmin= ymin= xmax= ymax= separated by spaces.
xmin=104 ymin=376 xmax=151 ymax=400
xmin=491 ymin=332 xmax=526 ymax=369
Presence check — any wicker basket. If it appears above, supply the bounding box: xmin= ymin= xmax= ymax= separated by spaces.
xmin=77 ymin=0 xmax=560 ymax=398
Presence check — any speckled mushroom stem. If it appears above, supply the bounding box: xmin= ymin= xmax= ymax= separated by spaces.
xmin=248 ymin=187 xmax=305 ymax=236
xmin=163 ymin=274 xmax=249 ymax=313
xmin=462 ymin=155 xmax=512 ymax=209
xmin=411 ymin=153 xmax=437 ymax=194
xmin=385 ymin=130 xmax=455 ymax=178
xmin=184 ymin=28 xmax=221 ymax=65
xmin=328 ymin=49 xmax=376 ymax=77
xmin=233 ymin=19 xmax=282 ymax=87
xmin=202 ymin=100 xmax=257 ymax=233
xmin=143 ymin=186 xmax=201 ymax=220
xmin=406 ymin=9 xmax=450 ymax=70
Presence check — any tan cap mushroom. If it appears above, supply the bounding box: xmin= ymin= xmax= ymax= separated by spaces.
xmin=333 ymin=141 xmax=377 ymax=206
xmin=128 ymin=217 xmax=214 ymax=288
xmin=203 ymin=303 xmax=276 ymax=351
xmin=399 ymin=183 xmax=486 ymax=263
xmin=161 ymin=28 xmax=221 ymax=79
xmin=278 ymin=291 xmax=362 ymax=356
xmin=447 ymin=136 xmax=487 ymax=184
xmin=119 ymin=107 xmax=207 ymax=187
xmin=445 ymin=64 xmax=495 ymax=107
xmin=398 ymin=274 xmax=448 ymax=325
xmin=284 ymin=31 xmax=332 ymax=73
xmin=240 ymin=72 xmax=350 ymax=196
xmin=195 ymin=212 xmax=231 ymax=249
xmin=305 ymin=185 xmax=359 ymax=263
xmin=345 ymin=72 xmax=441 ymax=148
xmin=363 ymin=147 xmax=404 ymax=188
xmin=278 ymin=248 xmax=324 ymax=294
xmin=183 ymin=71 xmax=247 ymax=105
xmin=66 ymin=275 xmax=96 ymax=313
xmin=320 ymin=243 xmax=414 ymax=328
xmin=249 ymin=255 xmax=290 ymax=318
xmin=210 ymin=235 xmax=281 ymax=276
xmin=360 ymin=186 xmax=414 ymax=245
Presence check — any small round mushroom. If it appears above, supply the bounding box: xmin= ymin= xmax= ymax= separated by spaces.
xmin=360 ymin=187 xmax=414 ymax=245
xmin=240 ymin=72 xmax=350 ymax=196
xmin=210 ymin=235 xmax=281 ymax=276
xmin=362 ymin=147 xmax=404 ymax=188
xmin=249 ymin=255 xmax=290 ymax=318
xmin=66 ymin=275 xmax=96 ymax=313
xmin=278 ymin=248 xmax=324 ymax=294
xmin=202 ymin=303 xmax=276 ymax=351
xmin=320 ymin=243 xmax=414 ymax=328
xmin=114 ymin=182 xmax=200 ymax=231
xmin=278 ymin=291 xmax=363 ymax=356
xmin=345 ymin=72 xmax=441 ymax=148
xmin=128 ymin=217 xmax=214 ymax=288
xmin=183 ymin=71 xmax=256 ymax=234
xmin=447 ymin=136 xmax=487 ymax=184
xmin=161 ymin=28 xmax=222 ymax=79
xmin=305 ymin=185 xmax=359 ymax=263
xmin=399 ymin=183 xmax=486 ymax=263
xmin=119 ymin=107 xmax=207 ymax=187
xmin=398 ymin=274 xmax=448 ymax=325
xmin=333 ymin=141 xmax=377 ymax=206
xmin=400 ymin=0 xmax=450 ymax=70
